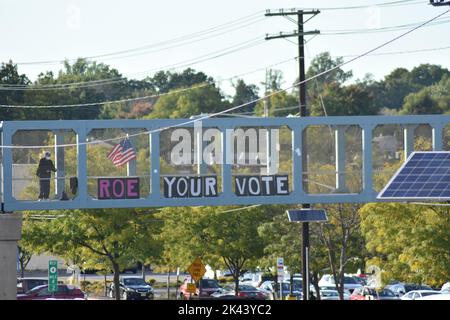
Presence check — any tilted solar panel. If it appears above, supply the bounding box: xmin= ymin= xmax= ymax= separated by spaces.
xmin=377 ymin=151 xmax=450 ymax=200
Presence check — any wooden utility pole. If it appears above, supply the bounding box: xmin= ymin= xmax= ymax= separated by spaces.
xmin=265 ymin=8 xmax=320 ymax=301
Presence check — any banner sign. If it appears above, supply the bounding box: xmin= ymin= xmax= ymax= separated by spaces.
xmin=98 ymin=177 xmax=140 ymax=200
xmin=235 ymin=175 xmax=289 ymax=196
xmin=163 ymin=176 xmax=218 ymax=198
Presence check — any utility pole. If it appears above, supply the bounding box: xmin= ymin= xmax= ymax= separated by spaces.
xmin=265 ymin=8 xmax=320 ymax=301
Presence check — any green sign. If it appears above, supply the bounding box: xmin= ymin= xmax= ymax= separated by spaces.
xmin=48 ymin=260 xmax=58 ymax=293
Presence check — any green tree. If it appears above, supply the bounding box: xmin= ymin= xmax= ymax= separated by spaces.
xmin=231 ymin=79 xmax=259 ymax=113
xmin=23 ymin=209 xmax=162 ymax=300
xmin=309 ymin=82 xmax=376 ymax=116
xmin=401 ymin=75 xmax=450 ymax=115
xmin=258 ymin=206 xmax=329 ymax=299
xmin=146 ymin=84 xmax=229 ymax=119
xmin=159 ymin=206 xmax=273 ymax=295
xmin=359 ymin=203 xmax=450 ymax=287
xmin=0 ymin=60 xmax=30 ymax=120
xmin=305 ymin=52 xmax=353 ymax=92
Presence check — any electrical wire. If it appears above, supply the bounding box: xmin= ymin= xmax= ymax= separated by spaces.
xmin=13 ymin=1 xmax=425 ymax=67
xmin=14 ymin=11 xmax=265 ymax=66
xmin=3 ymin=17 xmax=448 ymax=91
xmin=0 ymin=7 xmax=448 ymax=149
xmin=0 ymin=36 xmax=265 ymax=90
xmin=322 ymin=16 xmax=450 ymax=35
xmin=301 ymin=0 xmax=425 ymax=11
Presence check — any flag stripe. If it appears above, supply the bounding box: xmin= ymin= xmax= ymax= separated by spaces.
xmin=107 ymin=145 xmax=122 ymax=159
xmin=107 ymin=138 xmax=136 ymax=167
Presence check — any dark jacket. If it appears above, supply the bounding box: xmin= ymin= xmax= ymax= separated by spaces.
xmin=36 ymin=158 xmax=56 ymax=178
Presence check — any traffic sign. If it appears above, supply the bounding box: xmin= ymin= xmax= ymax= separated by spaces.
xmin=48 ymin=260 xmax=58 ymax=293
xmin=186 ymin=283 xmax=196 ymax=294
xmin=277 ymin=257 xmax=284 ymax=281
xmin=187 ymin=256 xmax=206 ymax=282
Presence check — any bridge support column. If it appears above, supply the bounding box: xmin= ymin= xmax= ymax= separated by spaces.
xmin=432 ymin=124 xmax=444 ymax=151
xmin=334 ymin=125 xmax=348 ymax=193
xmin=54 ymin=130 xmax=66 ymax=199
xmin=0 ymin=213 xmax=22 ymax=300
xmin=403 ymin=124 xmax=417 ymax=160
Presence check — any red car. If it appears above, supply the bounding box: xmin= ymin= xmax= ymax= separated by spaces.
xmin=179 ymin=279 xmax=221 ymax=300
xmin=350 ymin=287 xmax=379 ymax=300
xmin=17 ymin=284 xmax=86 ymax=300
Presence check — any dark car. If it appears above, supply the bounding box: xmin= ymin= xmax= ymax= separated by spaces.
xmin=211 ymin=285 xmax=267 ymax=300
xmin=386 ymin=282 xmax=433 ymax=296
xmin=109 ymin=277 xmax=154 ymax=300
xmin=179 ymin=278 xmax=222 ymax=300
xmin=17 ymin=284 xmax=85 ymax=300
xmin=17 ymin=278 xmax=49 ymax=294
xmin=377 ymin=288 xmax=399 ymax=300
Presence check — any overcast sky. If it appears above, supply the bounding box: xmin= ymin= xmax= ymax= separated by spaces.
xmin=1 ymin=0 xmax=449 ymax=97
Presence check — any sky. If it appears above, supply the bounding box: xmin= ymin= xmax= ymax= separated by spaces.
xmin=1 ymin=0 xmax=449 ymax=98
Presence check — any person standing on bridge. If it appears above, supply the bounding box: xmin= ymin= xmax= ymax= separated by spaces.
xmin=36 ymin=150 xmax=56 ymax=201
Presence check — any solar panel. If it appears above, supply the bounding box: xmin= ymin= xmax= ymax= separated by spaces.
xmin=378 ymin=151 xmax=450 ymax=200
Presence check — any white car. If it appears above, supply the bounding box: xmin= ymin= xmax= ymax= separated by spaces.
xmin=318 ymin=274 xmax=362 ymax=293
xmin=400 ymin=290 xmax=441 ymax=300
xmin=320 ymin=289 xmax=350 ymax=300
xmin=239 ymin=272 xmax=262 ymax=288
xmin=417 ymin=293 xmax=450 ymax=300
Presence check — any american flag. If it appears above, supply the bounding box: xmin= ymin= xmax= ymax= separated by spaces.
xmin=107 ymin=138 xmax=136 ymax=167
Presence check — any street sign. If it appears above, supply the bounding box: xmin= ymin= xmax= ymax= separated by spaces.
xmin=277 ymin=257 xmax=284 ymax=279
xmin=186 ymin=283 xmax=197 ymax=294
xmin=187 ymin=256 xmax=206 ymax=282
xmin=48 ymin=260 xmax=58 ymax=293
xmin=286 ymin=209 xmax=328 ymax=222
xmin=277 ymin=257 xmax=284 ymax=299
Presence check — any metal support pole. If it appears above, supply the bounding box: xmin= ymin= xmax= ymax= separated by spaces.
xmin=302 ymin=221 xmax=309 ymax=300
xmin=432 ymin=124 xmax=444 ymax=151
xmin=125 ymin=132 xmax=137 ymax=177
xmin=150 ymin=131 xmax=160 ymax=198
xmin=54 ymin=130 xmax=65 ymax=199
xmin=76 ymin=126 xmax=88 ymax=206
xmin=403 ymin=124 xmax=417 ymax=160
xmin=334 ymin=126 xmax=348 ymax=192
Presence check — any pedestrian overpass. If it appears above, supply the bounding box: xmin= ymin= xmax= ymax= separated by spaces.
xmin=1 ymin=114 xmax=450 ymax=299
xmin=1 ymin=114 xmax=449 ymax=212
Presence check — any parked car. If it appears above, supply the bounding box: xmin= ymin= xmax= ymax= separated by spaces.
xmin=319 ymin=274 xmax=363 ymax=293
xmin=417 ymin=293 xmax=450 ymax=300
xmin=211 ymin=285 xmax=267 ymax=300
xmin=400 ymin=290 xmax=441 ymax=300
xmin=239 ymin=272 xmax=263 ymax=288
xmin=17 ymin=284 xmax=85 ymax=300
xmin=377 ymin=288 xmax=400 ymax=300
xmin=258 ymin=280 xmax=302 ymax=300
xmin=350 ymin=287 xmax=379 ymax=300
xmin=385 ymin=283 xmax=433 ymax=296
xmin=108 ymin=276 xmax=154 ymax=300
xmin=320 ymin=289 xmax=350 ymax=300
xmin=350 ymin=287 xmax=399 ymax=300
xmin=179 ymin=278 xmax=221 ymax=300
xmin=17 ymin=277 xmax=49 ymax=294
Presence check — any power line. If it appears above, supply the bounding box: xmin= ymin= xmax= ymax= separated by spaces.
xmin=322 ymin=16 xmax=450 ymax=35
xmin=14 ymin=2 xmax=423 ymax=66
xmin=295 ymin=0 xmax=424 ymax=11
xmin=13 ymin=11 xmax=265 ymax=66
xmin=0 ymin=7 xmax=448 ymax=149
xmin=0 ymin=36 xmax=266 ymax=91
